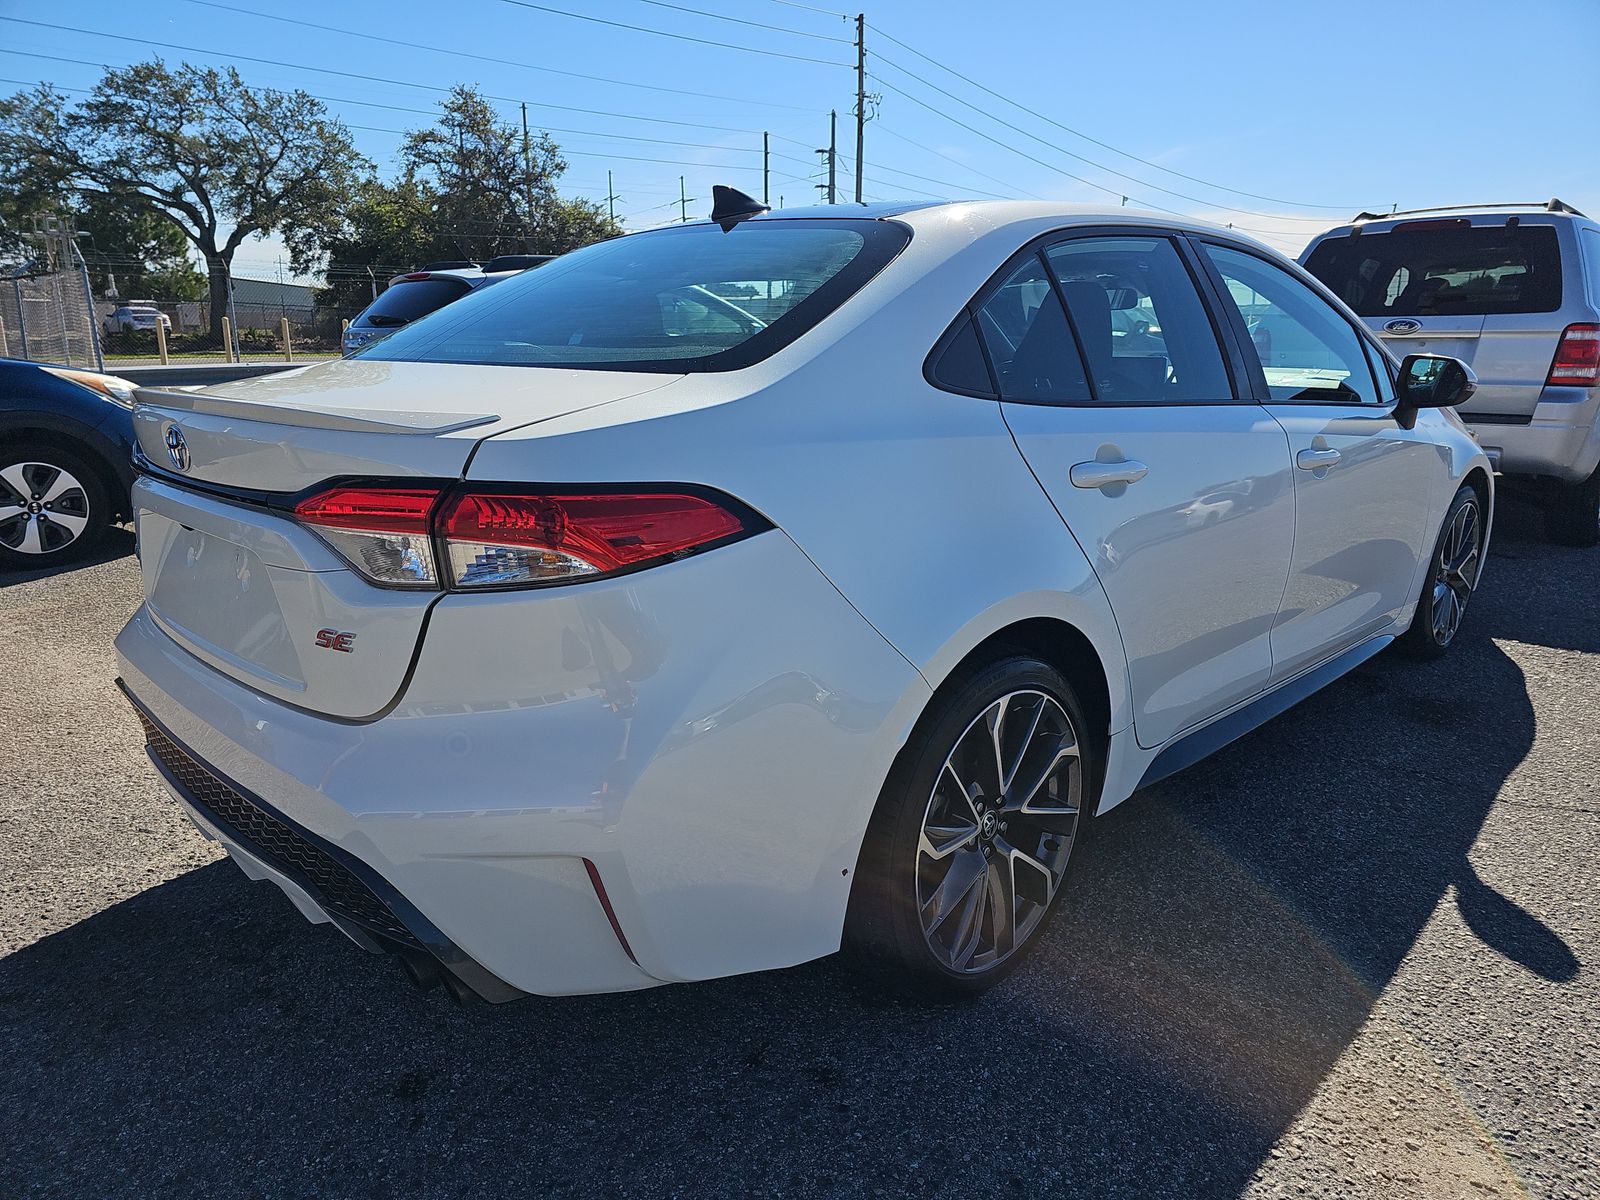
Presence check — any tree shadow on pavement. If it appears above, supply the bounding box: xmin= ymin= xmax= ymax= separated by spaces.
xmin=0 ymin=516 xmax=1583 ymax=1198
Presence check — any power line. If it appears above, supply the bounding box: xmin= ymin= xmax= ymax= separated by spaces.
xmin=875 ymin=123 xmax=1043 ymax=200
xmin=0 ymin=45 xmax=771 ymax=138
xmin=175 ymin=0 xmax=818 ymax=112
xmin=868 ymin=73 xmax=1316 ymax=241
xmin=629 ymin=0 xmax=851 ymax=44
xmin=766 ymin=0 xmax=850 ymax=18
xmin=870 ymin=50 xmax=1335 ymax=224
xmin=496 ymin=0 xmax=849 ymax=67
xmin=869 ymin=23 xmax=1355 ymax=214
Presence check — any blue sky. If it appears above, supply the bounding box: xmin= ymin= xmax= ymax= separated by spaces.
xmin=4 ymin=0 xmax=1596 ymax=281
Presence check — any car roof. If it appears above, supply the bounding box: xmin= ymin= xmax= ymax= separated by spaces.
xmin=672 ymin=198 xmax=1256 ymax=242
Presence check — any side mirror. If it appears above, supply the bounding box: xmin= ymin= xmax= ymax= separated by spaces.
xmin=1398 ymin=353 xmax=1476 ymax=412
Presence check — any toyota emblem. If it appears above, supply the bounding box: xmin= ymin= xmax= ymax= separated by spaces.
xmin=164 ymin=425 xmax=190 ymax=472
xmin=1384 ymin=318 xmax=1423 ymax=335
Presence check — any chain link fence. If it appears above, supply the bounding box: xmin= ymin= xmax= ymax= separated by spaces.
xmin=1 ymin=270 xmax=364 ymax=369
xmin=0 ymin=271 xmax=102 ymax=369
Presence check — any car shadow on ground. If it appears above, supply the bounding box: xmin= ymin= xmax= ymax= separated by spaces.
xmin=0 ymin=526 xmax=136 ymax=588
xmin=0 ymin=515 xmax=1583 ymax=1197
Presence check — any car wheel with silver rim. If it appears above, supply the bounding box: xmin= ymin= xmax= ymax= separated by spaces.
xmin=1399 ymin=484 xmax=1484 ymax=659
xmin=0 ymin=447 xmax=111 ymax=568
xmin=846 ymin=656 xmax=1092 ymax=995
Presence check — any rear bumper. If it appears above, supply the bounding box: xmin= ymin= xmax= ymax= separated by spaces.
xmin=1465 ymin=390 xmax=1600 ymax=483
xmin=115 ymin=531 xmax=928 ymax=998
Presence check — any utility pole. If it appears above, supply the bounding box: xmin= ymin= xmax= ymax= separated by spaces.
xmin=853 ymin=13 xmax=866 ymax=204
xmin=606 ymin=170 xmax=618 ymax=226
xmin=816 ymin=113 xmax=837 ymax=204
xmin=521 ymin=102 xmax=536 ymax=252
xmin=762 ymin=132 xmax=770 ymax=207
xmin=679 ymin=176 xmax=689 ymax=223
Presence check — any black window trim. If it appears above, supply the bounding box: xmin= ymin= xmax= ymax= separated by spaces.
xmin=1189 ymin=234 xmax=1397 ymax=412
xmin=922 ymin=224 xmax=1252 ymax=408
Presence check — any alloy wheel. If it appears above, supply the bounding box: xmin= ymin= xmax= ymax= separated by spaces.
xmin=916 ymin=689 xmax=1081 ymax=974
xmin=1430 ymin=497 xmax=1481 ymax=646
xmin=0 ymin=462 xmax=93 ymax=556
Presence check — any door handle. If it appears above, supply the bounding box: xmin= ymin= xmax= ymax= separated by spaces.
xmin=1296 ymin=447 xmax=1342 ymax=470
xmin=1069 ymin=459 xmax=1149 ymax=489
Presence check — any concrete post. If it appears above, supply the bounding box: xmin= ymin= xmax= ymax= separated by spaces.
xmin=280 ymin=316 xmax=293 ymax=362
xmin=155 ymin=317 xmax=169 ymax=366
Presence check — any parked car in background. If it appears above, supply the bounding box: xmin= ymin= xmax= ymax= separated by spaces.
xmin=341 ymin=255 xmax=556 ymax=355
xmin=103 ymin=304 xmax=172 ymax=336
xmin=1302 ymin=200 xmax=1600 ymax=545
xmin=119 ymin=196 xmax=1491 ymax=1005
xmin=0 ymin=358 xmax=137 ymax=566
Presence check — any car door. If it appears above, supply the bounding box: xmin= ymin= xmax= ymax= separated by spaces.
xmin=1196 ymin=240 xmax=1437 ymax=682
xmin=974 ymin=231 xmax=1296 ymax=750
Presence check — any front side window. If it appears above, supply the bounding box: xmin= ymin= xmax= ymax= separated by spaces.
xmin=1045 ymin=236 xmax=1231 ymax=403
xmin=1204 ymin=244 xmax=1380 ymax=405
xmin=358 ymin=219 xmax=908 ymax=371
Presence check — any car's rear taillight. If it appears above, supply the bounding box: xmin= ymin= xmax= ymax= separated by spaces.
xmin=293 ymin=486 xmax=441 ymax=587
xmin=292 ymin=484 xmax=760 ymax=590
xmin=1548 ymin=324 xmax=1600 ymax=387
xmin=437 ymin=490 xmax=750 ymax=588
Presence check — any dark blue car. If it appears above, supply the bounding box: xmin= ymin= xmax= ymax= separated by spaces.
xmin=0 ymin=358 xmax=138 ymax=567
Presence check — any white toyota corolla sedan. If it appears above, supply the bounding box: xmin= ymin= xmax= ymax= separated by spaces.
xmin=117 ymin=193 xmax=1492 ymax=1002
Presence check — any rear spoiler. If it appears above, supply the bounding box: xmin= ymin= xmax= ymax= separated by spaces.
xmin=133 ymin=386 xmax=499 ymax=436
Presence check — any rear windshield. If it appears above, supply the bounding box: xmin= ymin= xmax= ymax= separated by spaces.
xmin=359 ymin=277 xmax=472 ymax=326
xmin=1303 ymin=223 xmax=1562 ymax=316
xmin=357 ymin=219 xmax=909 ymax=371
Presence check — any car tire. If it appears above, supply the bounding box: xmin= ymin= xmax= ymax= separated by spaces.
xmin=845 ymin=655 xmax=1093 ymax=998
xmin=0 ymin=444 xmax=114 ymax=569
xmin=1398 ymin=484 xmax=1485 ymax=660
xmin=1545 ymin=466 xmax=1600 ymax=548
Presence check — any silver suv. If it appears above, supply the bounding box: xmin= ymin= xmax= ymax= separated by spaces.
xmin=341 ymin=255 xmax=555 ymax=355
xmin=1303 ymin=200 xmax=1600 ymax=545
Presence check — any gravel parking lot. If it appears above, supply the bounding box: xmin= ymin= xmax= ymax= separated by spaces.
xmin=2 ymin=498 xmax=1595 ymax=1199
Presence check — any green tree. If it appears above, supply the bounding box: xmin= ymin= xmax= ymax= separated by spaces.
xmin=320 ymin=87 xmax=621 ymax=310
xmin=76 ymin=192 xmax=207 ymax=301
xmin=0 ymin=61 xmax=367 ymax=340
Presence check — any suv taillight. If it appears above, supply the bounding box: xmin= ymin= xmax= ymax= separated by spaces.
xmin=293 ymin=484 xmax=759 ymax=590
xmin=1547 ymin=323 xmax=1600 ymax=387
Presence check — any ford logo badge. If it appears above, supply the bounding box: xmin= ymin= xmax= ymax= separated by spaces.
xmin=164 ymin=425 xmax=190 ymax=472
xmin=1384 ymin=318 xmax=1423 ymax=335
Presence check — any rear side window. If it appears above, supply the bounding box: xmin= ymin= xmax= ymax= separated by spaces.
xmin=973 ymin=256 xmax=1090 ymax=403
xmin=928 ymin=315 xmax=995 ymax=396
xmin=360 ymin=219 xmax=908 ymax=372
xmin=1045 ymin=236 xmax=1231 ymax=403
xmin=361 ymin=278 xmax=472 ymax=326
xmin=1303 ymin=223 xmax=1562 ymax=316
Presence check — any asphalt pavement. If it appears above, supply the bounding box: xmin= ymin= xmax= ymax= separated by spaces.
xmin=1 ymin=498 xmax=1595 ymax=1199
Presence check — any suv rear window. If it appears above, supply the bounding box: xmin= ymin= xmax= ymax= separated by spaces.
xmin=360 ymin=277 xmax=472 ymax=326
xmin=1303 ymin=223 xmax=1562 ymax=316
xmin=358 ymin=219 xmax=909 ymax=372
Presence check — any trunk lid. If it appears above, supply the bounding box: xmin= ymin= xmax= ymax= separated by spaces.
xmin=131 ymin=359 xmax=682 ymax=718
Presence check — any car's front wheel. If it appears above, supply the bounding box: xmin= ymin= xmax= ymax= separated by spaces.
xmin=846 ymin=656 xmax=1092 ymax=996
xmin=1398 ymin=483 xmax=1485 ymax=660
xmin=0 ymin=446 xmax=112 ymax=568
